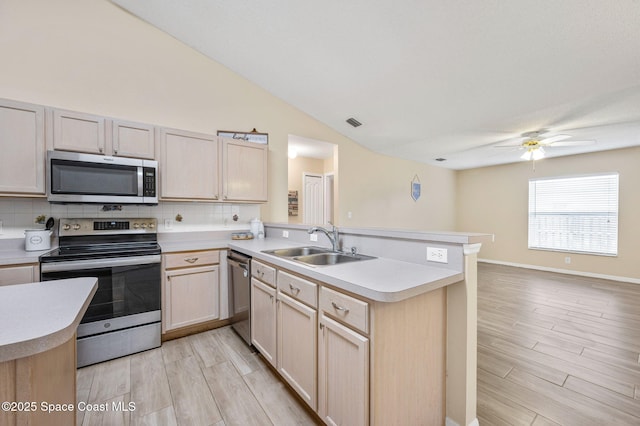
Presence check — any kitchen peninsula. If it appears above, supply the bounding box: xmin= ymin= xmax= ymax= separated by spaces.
xmin=226 ymin=223 xmax=491 ymax=426
xmin=0 ymin=277 xmax=97 ymax=426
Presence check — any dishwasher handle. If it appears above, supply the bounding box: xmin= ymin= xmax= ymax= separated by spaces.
xmin=227 ymin=254 xmax=250 ymax=278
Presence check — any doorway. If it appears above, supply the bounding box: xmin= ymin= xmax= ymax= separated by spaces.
xmin=287 ymin=135 xmax=337 ymax=225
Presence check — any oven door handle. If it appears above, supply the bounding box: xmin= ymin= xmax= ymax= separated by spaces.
xmin=40 ymin=255 xmax=161 ymax=273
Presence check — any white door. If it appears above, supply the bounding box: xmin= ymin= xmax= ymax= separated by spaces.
xmin=324 ymin=173 xmax=334 ymax=226
xmin=303 ymin=173 xmax=324 ymax=225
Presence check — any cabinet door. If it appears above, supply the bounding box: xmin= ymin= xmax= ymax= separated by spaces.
xmin=159 ymin=128 xmax=219 ymax=200
xmin=251 ymin=277 xmax=276 ymax=367
xmin=0 ymin=265 xmax=38 ymax=286
xmin=318 ymin=313 xmax=369 ymax=426
xmin=52 ymin=109 xmax=105 ymax=154
xmin=111 ymin=119 xmax=155 ymax=159
xmin=165 ymin=265 xmax=219 ymax=331
xmin=277 ymin=292 xmax=317 ymax=410
xmin=221 ymin=137 xmax=268 ymax=202
xmin=0 ymin=99 xmax=45 ymax=195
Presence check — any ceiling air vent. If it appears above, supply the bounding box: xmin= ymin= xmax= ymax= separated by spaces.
xmin=346 ymin=117 xmax=362 ymax=128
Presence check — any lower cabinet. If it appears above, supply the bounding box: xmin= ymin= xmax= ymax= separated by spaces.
xmin=163 ymin=250 xmax=220 ymax=333
xmin=318 ymin=314 xmax=369 ymax=426
xmin=250 ymin=277 xmax=276 ymax=366
xmin=0 ymin=264 xmax=39 ymax=286
xmin=277 ymin=291 xmax=317 ymax=410
xmin=249 ymin=257 xmax=446 ymax=426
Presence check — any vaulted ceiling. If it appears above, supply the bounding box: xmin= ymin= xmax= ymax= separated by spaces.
xmin=113 ymin=0 xmax=640 ymax=169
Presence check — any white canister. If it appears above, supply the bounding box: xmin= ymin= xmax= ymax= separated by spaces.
xmin=24 ymin=229 xmax=52 ymax=251
xmin=250 ymin=218 xmax=261 ymax=238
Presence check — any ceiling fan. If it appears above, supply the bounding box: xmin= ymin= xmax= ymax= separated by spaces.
xmin=495 ymin=129 xmax=596 ymax=161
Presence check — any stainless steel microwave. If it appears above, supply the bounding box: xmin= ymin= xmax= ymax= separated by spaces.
xmin=47 ymin=150 xmax=158 ymax=204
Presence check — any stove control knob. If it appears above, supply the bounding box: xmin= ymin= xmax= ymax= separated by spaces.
xmin=148 ymin=222 xmax=156 ymax=229
xmin=141 ymin=223 xmax=147 ymax=229
xmin=72 ymin=224 xmax=81 ymax=230
xmin=133 ymin=223 xmax=140 ymax=229
xmin=63 ymin=224 xmax=71 ymax=231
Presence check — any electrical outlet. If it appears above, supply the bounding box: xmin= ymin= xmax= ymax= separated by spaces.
xmin=310 ymin=233 xmax=318 ymax=242
xmin=282 ymin=230 xmax=289 ymax=238
xmin=164 ymin=219 xmax=172 ymax=229
xmin=427 ymin=247 xmax=448 ymax=263
xmin=565 ymin=256 xmax=571 ymax=264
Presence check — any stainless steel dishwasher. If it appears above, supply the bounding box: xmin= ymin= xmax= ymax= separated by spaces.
xmin=227 ymin=250 xmax=252 ymax=345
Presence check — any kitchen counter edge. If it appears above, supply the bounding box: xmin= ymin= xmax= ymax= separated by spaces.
xmin=0 ymin=277 xmax=98 ymax=362
xmin=229 ymin=239 xmax=465 ymax=303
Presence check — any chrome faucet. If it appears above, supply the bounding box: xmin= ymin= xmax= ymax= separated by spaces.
xmin=308 ymin=223 xmax=340 ymax=252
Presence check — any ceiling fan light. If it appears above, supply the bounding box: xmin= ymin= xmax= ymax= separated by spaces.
xmin=532 ymin=147 xmax=545 ymax=160
xmin=520 ymin=150 xmax=533 ymax=161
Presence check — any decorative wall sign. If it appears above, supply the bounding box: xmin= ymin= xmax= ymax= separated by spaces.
xmin=217 ymin=128 xmax=268 ymax=144
xmin=288 ymin=190 xmax=299 ymax=216
xmin=411 ymin=175 xmax=421 ymax=201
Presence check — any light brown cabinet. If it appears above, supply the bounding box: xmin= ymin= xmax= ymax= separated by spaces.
xmin=163 ymin=250 xmax=220 ymax=332
xmin=250 ymin=276 xmax=277 ymax=366
xmin=221 ymin=137 xmax=268 ymax=202
xmin=277 ymin=290 xmax=317 ymax=409
xmin=52 ymin=109 xmax=106 ymax=154
xmin=318 ymin=313 xmax=369 ymax=426
xmin=248 ymin=257 xmax=447 ymax=425
xmin=159 ymin=128 xmax=219 ymax=201
xmin=51 ymin=109 xmax=155 ymax=159
xmin=0 ymin=99 xmax=45 ymax=196
xmin=110 ymin=119 xmax=155 ymax=159
xmin=0 ymin=264 xmax=39 ymax=287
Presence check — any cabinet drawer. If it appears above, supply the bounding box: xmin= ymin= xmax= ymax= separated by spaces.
xmin=320 ymin=287 xmax=369 ymax=334
xmin=252 ymin=260 xmax=276 ymax=287
xmin=278 ymin=270 xmax=317 ymax=308
xmin=164 ymin=250 xmax=220 ymax=269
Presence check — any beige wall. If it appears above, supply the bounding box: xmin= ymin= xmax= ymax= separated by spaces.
xmin=287 ymin=156 xmax=325 ymax=224
xmin=457 ymin=146 xmax=640 ymax=280
xmin=338 ymin=141 xmax=458 ymax=230
xmin=0 ymin=0 xmax=456 ymax=232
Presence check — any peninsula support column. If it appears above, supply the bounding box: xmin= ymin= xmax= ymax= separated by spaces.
xmin=445 ymin=243 xmax=481 ymax=426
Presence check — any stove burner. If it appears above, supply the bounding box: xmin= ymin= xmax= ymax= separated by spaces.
xmin=39 ymin=218 xmax=161 ymax=263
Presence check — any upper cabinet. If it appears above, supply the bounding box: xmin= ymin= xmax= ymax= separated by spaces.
xmin=51 ymin=109 xmax=155 ymax=159
xmin=159 ymin=128 xmax=219 ymax=201
xmin=52 ymin=109 xmax=106 ymax=154
xmin=111 ymin=119 xmax=155 ymax=159
xmin=0 ymin=99 xmax=46 ymax=195
xmin=221 ymin=137 xmax=268 ymax=202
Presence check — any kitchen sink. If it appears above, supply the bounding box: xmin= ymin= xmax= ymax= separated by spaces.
xmin=263 ymin=246 xmax=376 ymax=266
xmin=262 ymin=246 xmax=332 ymax=257
xmin=293 ymin=252 xmax=375 ymax=266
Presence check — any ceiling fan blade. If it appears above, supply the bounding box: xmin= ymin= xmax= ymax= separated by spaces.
xmin=547 ymin=139 xmax=596 ymax=147
xmin=539 ymin=134 xmax=570 ymax=144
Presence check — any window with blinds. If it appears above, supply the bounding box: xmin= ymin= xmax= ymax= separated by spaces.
xmin=528 ymin=173 xmax=619 ymax=256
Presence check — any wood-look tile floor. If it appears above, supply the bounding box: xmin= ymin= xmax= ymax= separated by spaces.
xmin=477 ymin=263 xmax=640 ymax=426
xmin=77 ymin=263 xmax=640 ymax=426
xmin=76 ymin=326 xmax=318 ymax=426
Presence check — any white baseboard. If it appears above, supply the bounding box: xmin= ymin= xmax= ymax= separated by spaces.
xmin=479 ymin=258 xmax=640 ymax=285
xmin=445 ymin=417 xmax=479 ymax=426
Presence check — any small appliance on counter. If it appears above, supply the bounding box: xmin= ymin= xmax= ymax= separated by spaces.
xmin=24 ymin=217 xmax=54 ymax=251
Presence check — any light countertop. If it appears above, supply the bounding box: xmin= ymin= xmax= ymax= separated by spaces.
xmin=229 ymin=239 xmax=464 ymax=303
xmin=0 ymin=277 xmax=97 ymax=362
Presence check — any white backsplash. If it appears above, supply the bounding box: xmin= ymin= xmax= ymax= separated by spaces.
xmin=0 ymin=197 xmax=259 ymax=239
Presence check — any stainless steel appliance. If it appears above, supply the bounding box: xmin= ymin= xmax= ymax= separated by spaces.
xmin=46 ymin=150 xmax=158 ymax=204
xmin=227 ymin=250 xmax=251 ymax=345
xmin=40 ymin=218 xmax=161 ymax=367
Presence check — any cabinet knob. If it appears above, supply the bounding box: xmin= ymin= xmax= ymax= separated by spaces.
xmin=99 ymin=147 xmax=104 ymax=153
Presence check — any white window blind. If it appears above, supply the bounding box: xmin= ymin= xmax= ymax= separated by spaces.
xmin=528 ymin=173 xmax=619 ymax=256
